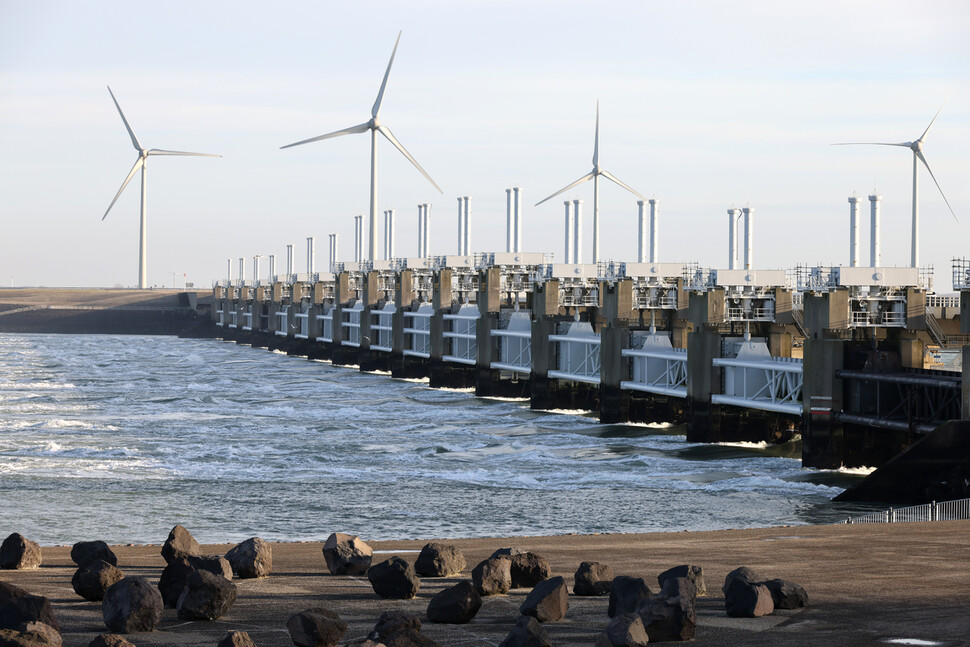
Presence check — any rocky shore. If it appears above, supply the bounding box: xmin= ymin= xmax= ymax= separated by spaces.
xmin=2 ymin=522 xmax=969 ymax=646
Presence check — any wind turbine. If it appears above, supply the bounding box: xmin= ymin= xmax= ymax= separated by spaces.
xmin=281 ymin=31 xmax=442 ymax=262
xmin=834 ymin=101 xmax=958 ymax=268
xmin=535 ymin=101 xmax=644 ymax=263
xmin=102 ymin=86 xmax=221 ymax=289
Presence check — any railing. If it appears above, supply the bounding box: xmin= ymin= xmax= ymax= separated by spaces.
xmin=228 ymin=310 xmax=238 ymax=328
xmin=620 ymin=346 xmax=688 ymax=398
xmin=712 ymin=356 xmax=803 ymax=415
xmin=294 ymin=308 xmax=309 ymax=340
xmin=242 ymin=309 xmax=253 ymax=331
xmin=838 ymin=498 xmax=970 ymax=524
xmin=370 ymin=305 xmax=394 ymax=352
xmin=491 ymin=329 xmax=532 ymax=375
xmin=315 ymin=308 xmax=334 ymax=343
xmin=927 ymin=295 xmax=960 ymax=308
xmin=403 ymin=308 xmax=433 ymax=358
xmin=442 ymin=311 xmax=479 ymax=365
xmin=548 ymin=331 xmax=601 ymax=384
xmin=274 ymin=308 xmax=288 ymax=337
xmin=342 ymin=304 xmax=364 ymax=347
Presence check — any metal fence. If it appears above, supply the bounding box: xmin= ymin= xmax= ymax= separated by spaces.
xmin=837 ymin=498 xmax=970 ymax=524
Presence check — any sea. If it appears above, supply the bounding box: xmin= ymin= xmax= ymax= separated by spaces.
xmin=0 ymin=333 xmax=878 ymax=546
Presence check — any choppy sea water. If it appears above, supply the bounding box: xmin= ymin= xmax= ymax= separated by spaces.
xmin=0 ymin=333 xmax=877 ymax=546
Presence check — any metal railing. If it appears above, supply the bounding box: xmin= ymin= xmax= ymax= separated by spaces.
xmin=491 ymin=329 xmax=532 ymax=374
xmin=620 ymin=346 xmax=688 ymax=398
xmin=315 ymin=308 xmax=334 ymax=343
xmin=370 ymin=306 xmax=394 ymax=352
xmin=274 ymin=308 xmax=288 ymax=337
xmin=711 ymin=356 xmax=803 ymax=415
xmin=403 ymin=309 xmax=433 ymax=358
xmin=548 ymin=332 xmax=601 ymax=384
xmin=342 ymin=304 xmax=364 ymax=347
xmin=442 ymin=311 xmax=479 ymax=365
xmin=838 ymin=498 xmax=970 ymax=524
xmin=294 ymin=309 xmax=309 ymax=339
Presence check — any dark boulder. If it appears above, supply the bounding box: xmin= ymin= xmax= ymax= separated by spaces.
xmin=509 ymin=553 xmax=551 ymax=589
xmin=322 ymin=534 xmax=372 ymax=576
xmin=489 ymin=547 xmax=525 ymax=558
xmin=595 ymin=613 xmax=649 ymax=647
xmin=413 ymin=543 xmax=465 ymax=578
xmin=225 ymin=537 xmax=272 ymax=579
xmin=87 ymin=636 xmax=135 ymax=647
xmin=762 ymin=579 xmax=808 ymax=609
xmin=176 ymin=569 xmax=237 ymax=621
xmin=367 ymin=557 xmax=419 ymax=600
xmin=371 ymin=611 xmax=437 ymax=647
xmin=161 ymin=525 xmax=200 ymax=565
xmin=218 ymin=630 xmax=257 ymax=647
xmin=0 ymin=584 xmax=28 ymax=604
xmin=472 ymin=556 xmax=511 ymax=596
xmin=636 ymin=589 xmax=696 ymax=641
xmin=519 ymin=577 xmax=568 ymax=623
xmin=660 ymin=576 xmax=697 ymax=603
xmin=0 ymin=535 xmax=41 ymax=570
xmin=608 ymin=576 xmax=652 ymax=618
xmin=187 ymin=555 xmax=233 ymax=580
xmin=71 ymin=560 xmax=124 ymax=602
xmin=722 ymin=566 xmax=763 ymax=595
xmin=0 ymin=594 xmax=59 ymax=632
xmin=70 ymin=542 xmax=117 ymax=568
xmin=497 ymin=615 xmax=551 ymax=647
xmin=426 ymin=581 xmax=481 ymax=624
xmin=0 ymin=623 xmax=60 ymax=647
xmin=286 ymin=608 xmax=347 ymax=647
xmin=158 ymin=558 xmax=196 ymax=609
xmin=102 ymin=577 xmax=163 ymax=633
xmin=574 ymin=561 xmax=613 ymax=596
xmin=658 ymin=564 xmax=705 ymax=597
xmin=724 ymin=579 xmax=774 ymax=618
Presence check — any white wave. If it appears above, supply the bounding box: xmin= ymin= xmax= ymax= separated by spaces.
xmin=825 ymin=465 xmax=877 ymax=476
xmin=715 ymin=441 xmax=769 ymax=449
xmin=400 ymin=377 xmax=431 ymax=384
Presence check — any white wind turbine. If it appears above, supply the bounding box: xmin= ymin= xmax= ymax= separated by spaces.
xmin=834 ymin=101 xmax=958 ymax=268
xmin=281 ymin=31 xmax=442 ymax=262
xmin=536 ymin=101 xmax=644 ymax=263
xmin=102 ymin=86 xmax=221 ymax=289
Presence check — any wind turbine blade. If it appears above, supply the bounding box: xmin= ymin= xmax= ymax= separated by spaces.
xmin=378 ymin=124 xmax=442 ymax=193
xmin=919 ymin=99 xmax=947 ymax=143
xmin=593 ymin=100 xmax=600 ymax=167
xmin=102 ymin=157 xmax=144 ymax=221
xmin=916 ymin=150 xmax=959 ymax=223
xmin=534 ymin=172 xmax=595 ymax=206
xmin=280 ymin=122 xmax=371 ymax=149
xmin=372 ymin=31 xmax=402 ymax=118
xmin=148 ymin=149 xmax=221 ymax=157
xmin=107 ymin=86 xmax=142 ymax=152
xmin=600 ymin=169 xmax=645 ymax=199
xmin=832 ymin=142 xmax=912 ymax=147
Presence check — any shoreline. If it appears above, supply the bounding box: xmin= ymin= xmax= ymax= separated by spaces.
xmin=4 ymin=521 xmax=969 ymax=646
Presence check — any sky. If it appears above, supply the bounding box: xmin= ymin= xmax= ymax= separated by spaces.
xmin=1 ymin=0 xmax=968 ymax=290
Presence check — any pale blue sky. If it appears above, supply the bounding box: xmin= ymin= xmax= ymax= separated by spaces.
xmin=1 ymin=0 xmax=968 ymax=288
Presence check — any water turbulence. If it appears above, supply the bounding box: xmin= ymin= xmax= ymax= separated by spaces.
xmin=0 ymin=334 xmax=871 ymax=545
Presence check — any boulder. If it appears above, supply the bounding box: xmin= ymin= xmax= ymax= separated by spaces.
xmin=724 ymin=579 xmax=774 ymax=618
xmin=722 ymin=566 xmax=763 ymax=595
xmin=187 ymin=555 xmax=233 ymax=580
xmin=573 ymin=561 xmax=613 ymax=596
xmin=176 ymin=569 xmax=237 ymax=621
xmin=218 ymin=630 xmax=257 ymax=647
xmin=595 ymin=613 xmax=649 ymax=647
xmin=519 ymin=577 xmax=568 ymax=623
xmin=658 ymin=565 xmax=705 ymax=597
xmin=157 ymin=558 xmax=195 ymax=608
xmin=161 ymin=525 xmax=200 ymax=565
xmin=509 ymin=553 xmax=551 ymax=589
xmin=762 ymin=579 xmax=808 ymax=609
xmin=426 ymin=581 xmax=481 ymax=624
xmin=608 ymin=576 xmax=652 ymax=618
xmin=225 ymin=538 xmax=272 ymax=579
xmin=70 ymin=542 xmax=117 ymax=568
xmin=367 ymin=557 xmax=419 ymax=600
xmin=0 ymin=584 xmax=28 ymax=604
xmin=497 ymin=615 xmax=551 ymax=647
xmin=660 ymin=576 xmax=697 ymax=603
xmin=71 ymin=560 xmax=125 ymax=602
xmin=636 ymin=589 xmax=696 ymax=641
xmin=344 ymin=642 xmax=385 ymax=647
xmin=87 ymin=635 xmax=135 ymax=647
xmin=286 ymin=608 xmax=347 ymax=647
xmin=370 ymin=611 xmax=437 ymax=647
xmin=413 ymin=543 xmax=465 ymax=578
xmin=102 ymin=577 xmax=163 ymax=633
xmin=0 ymin=623 xmax=60 ymax=647
xmin=472 ymin=556 xmax=511 ymax=596
xmin=489 ymin=547 xmax=525 ymax=558
xmin=0 ymin=535 xmax=41 ymax=570
xmin=322 ymin=533 xmax=372 ymax=576
xmin=0 ymin=594 xmax=59 ymax=632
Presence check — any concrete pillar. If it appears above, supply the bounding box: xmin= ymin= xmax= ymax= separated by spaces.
xmin=513 ymin=187 xmax=522 ymax=253
xmin=649 ymin=198 xmax=659 ymax=264
xmin=478 ymin=267 xmax=501 ymax=315
xmin=848 ymin=195 xmax=861 ymax=267
xmin=475 ymin=312 xmax=499 ymax=396
xmin=802 ymin=338 xmax=846 ymax=468
xmin=869 ymin=194 xmax=881 ymax=267
xmin=963 ymin=345 xmax=970 ymax=419
xmin=529 ymin=316 xmax=557 ymax=410
xmin=637 ymin=200 xmax=646 ymax=263
xmin=573 ymin=199 xmax=583 ymax=264
xmin=564 ymin=201 xmax=573 ymax=264
xmin=727 ymin=208 xmax=740 ymax=270
xmin=686 ymin=330 xmax=722 ymax=442
xmin=768 ymin=324 xmax=793 ymax=358
xmin=599 ymin=324 xmax=630 ymax=423
xmin=743 ymin=206 xmax=754 ymax=270
xmin=506 ymin=188 xmax=512 ymax=253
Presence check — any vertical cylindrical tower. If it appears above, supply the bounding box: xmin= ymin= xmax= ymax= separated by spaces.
xmin=227 ymin=258 xmax=232 ymax=283
xmin=506 ymin=188 xmax=512 ymax=253
xmin=238 ymin=257 xmax=245 ymax=283
xmin=869 ymin=193 xmax=882 ymax=267
xmin=286 ymin=244 xmax=294 ymax=276
xmin=513 ymin=187 xmax=522 ymax=253
xmin=423 ymin=203 xmax=431 ymax=257
xmin=306 ymin=236 xmax=315 ymax=274
xmin=268 ymin=254 xmax=276 ymax=281
xmin=649 ymin=198 xmax=659 ymax=264
xmin=253 ymin=255 xmax=261 ymax=284
xmin=462 ymin=196 xmax=470 ymax=255
xmin=327 ymin=234 xmax=336 ymax=273
xmin=564 ymin=201 xmax=573 ymax=263
xmin=742 ymin=206 xmax=754 ymax=270
xmin=573 ymin=199 xmax=583 ymax=264
xmin=637 ymin=200 xmax=646 ymax=263
xmin=457 ymin=197 xmax=464 ymax=255
xmin=727 ymin=208 xmax=740 ymax=270
xmin=848 ymin=195 xmax=861 ymax=268
xmin=388 ymin=210 xmax=395 ymax=260
xmin=417 ymin=205 xmax=424 ymax=257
